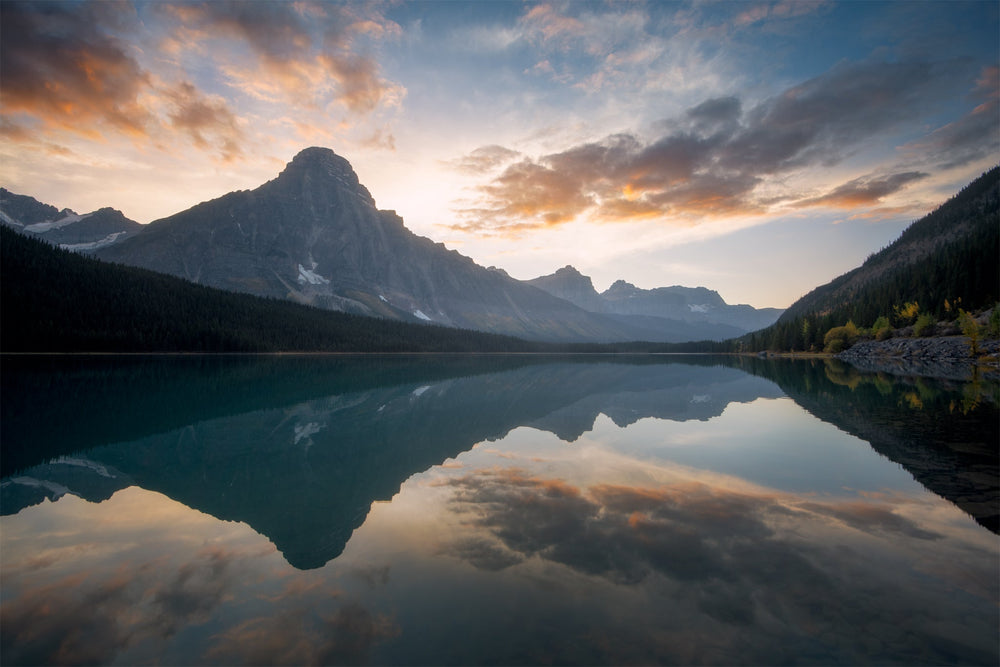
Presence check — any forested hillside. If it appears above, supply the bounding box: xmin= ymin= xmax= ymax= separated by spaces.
xmin=0 ymin=227 xmax=544 ymax=353
xmin=741 ymin=167 xmax=999 ymax=351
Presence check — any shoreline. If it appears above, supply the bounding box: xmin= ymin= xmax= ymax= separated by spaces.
xmin=836 ymin=335 xmax=1000 ymax=381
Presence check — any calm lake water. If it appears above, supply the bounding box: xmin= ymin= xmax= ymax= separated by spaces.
xmin=2 ymin=355 xmax=997 ymax=666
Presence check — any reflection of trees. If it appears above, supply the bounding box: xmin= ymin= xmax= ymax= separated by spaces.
xmin=730 ymin=357 xmax=999 ymax=533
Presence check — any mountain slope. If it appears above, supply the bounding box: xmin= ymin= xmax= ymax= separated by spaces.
xmin=780 ymin=166 xmax=999 ymax=324
xmin=739 ymin=166 xmax=1000 ymax=352
xmin=528 ymin=265 xmax=782 ymax=339
xmin=0 ymin=188 xmax=141 ymax=250
xmin=94 ymin=147 xmax=652 ymax=343
xmin=0 ymin=225 xmax=543 ymax=353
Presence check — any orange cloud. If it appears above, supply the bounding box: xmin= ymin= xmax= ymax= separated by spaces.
xmin=0 ymin=2 xmax=152 ymax=138
xmin=161 ymin=1 xmax=404 ymax=116
xmin=452 ymin=59 xmax=975 ymax=236
xmin=794 ymin=171 xmax=928 ymax=209
xmin=164 ymin=82 xmax=245 ymax=161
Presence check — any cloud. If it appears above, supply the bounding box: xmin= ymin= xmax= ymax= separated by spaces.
xmin=901 ymin=65 xmax=1000 ymax=170
xmin=452 ymin=58 xmax=977 ymax=235
xmin=0 ymin=2 xmax=254 ymax=160
xmin=520 ymin=4 xmax=588 ymax=48
xmin=799 ymin=501 xmax=943 ymax=541
xmin=161 ymin=1 xmax=404 ymax=115
xmin=204 ymin=603 xmax=399 ymax=666
xmin=436 ymin=466 xmax=990 ymax=665
xmin=0 ymin=2 xmax=152 ymax=137
xmin=448 ymin=145 xmax=523 ymax=174
xmin=734 ymin=1 xmax=832 ymax=27
xmin=0 ymin=547 xmax=238 ymax=666
xmin=164 ymin=82 xmax=245 ymax=161
xmin=795 ymin=171 xmax=929 ymax=208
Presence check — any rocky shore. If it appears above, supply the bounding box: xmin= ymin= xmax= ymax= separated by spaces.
xmin=837 ymin=336 xmax=1000 ymax=381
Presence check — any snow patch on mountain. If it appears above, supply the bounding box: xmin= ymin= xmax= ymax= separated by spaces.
xmin=413 ymin=309 xmax=432 ymax=321
xmin=55 ymin=456 xmax=114 ymax=478
xmin=0 ymin=209 xmax=22 ymax=227
xmin=62 ymin=231 xmax=130 ymax=251
xmin=294 ymin=422 xmax=324 ymax=444
xmin=298 ymin=264 xmax=330 ymax=285
xmin=25 ymin=213 xmax=87 ymax=233
xmin=4 ymin=476 xmax=71 ymax=500
xmin=688 ymin=304 xmax=712 ymax=313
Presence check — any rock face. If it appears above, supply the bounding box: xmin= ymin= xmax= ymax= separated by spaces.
xmin=528 ymin=267 xmax=783 ymax=339
xmin=94 ymin=147 xmax=645 ymax=342
xmin=837 ymin=336 xmax=1000 ymax=381
xmin=527 ymin=265 xmax=607 ymax=313
xmin=0 ymin=188 xmax=141 ymax=250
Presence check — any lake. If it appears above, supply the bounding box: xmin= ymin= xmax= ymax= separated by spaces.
xmin=1 ymin=354 xmax=997 ymax=666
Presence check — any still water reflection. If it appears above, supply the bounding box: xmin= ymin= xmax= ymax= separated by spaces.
xmin=2 ymin=355 xmax=997 ymax=665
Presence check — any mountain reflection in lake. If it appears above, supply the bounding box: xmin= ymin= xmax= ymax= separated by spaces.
xmin=2 ymin=355 xmax=997 ymax=666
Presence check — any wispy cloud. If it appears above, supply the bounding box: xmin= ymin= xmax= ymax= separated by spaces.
xmin=446 ymin=145 xmax=523 ymax=174
xmin=158 ymin=1 xmax=405 ymax=115
xmin=164 ymin=82 xmax=245 ymax=161
xmin=0 ymin=1 xmax=404 ymax=161
xmin=900 ymin=65 xmax=1000 ymax=170
xmin=794 ymin=171 xmax=929 ymax=209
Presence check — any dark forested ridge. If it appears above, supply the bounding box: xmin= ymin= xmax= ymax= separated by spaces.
xmin=0 ymin=226 xmax=546 ymax=353
xmin=741 ymin=167 xmax=1000 ymax=352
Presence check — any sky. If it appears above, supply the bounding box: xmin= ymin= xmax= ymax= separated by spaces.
xmin=1 ymin=1 xmax=997 ymax=309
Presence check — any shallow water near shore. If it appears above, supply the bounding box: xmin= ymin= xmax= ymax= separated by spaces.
xmin=2 ymin=354 xmax=997 ymax=665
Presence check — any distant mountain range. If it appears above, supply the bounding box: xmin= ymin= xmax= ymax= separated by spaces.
xmin=1 ymin=147 xmax=780 ymax=343
xmin=529 ymin=265 xmax=782 ymax=336
xmin=0 ymin=187 xmax=141 ymax=250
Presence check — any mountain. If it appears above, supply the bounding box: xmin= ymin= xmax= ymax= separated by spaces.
xmin=0 ymin=188 xmax=141 ymax=250
xmin=92 ymin=147 xmax=672 ymax=343
xmin=527 ymin=265 xmax=607 ymax=312
xmin=0 ymin=225 xmax=544 ymax=353
xmin=528 ymin=265 xmax=782 ymax=340
xmin=780 ymin=166 xmax=999 ymax=324
xmin=739 ymin=166 xmax=1000 ymax=352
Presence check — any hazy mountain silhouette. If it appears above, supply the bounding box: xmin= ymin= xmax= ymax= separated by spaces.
xmin=528 ymin=265 xmax=782 ymax=339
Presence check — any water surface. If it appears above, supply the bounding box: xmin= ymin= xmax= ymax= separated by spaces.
xmin=2 ymin=355 xmax=997 ymax=665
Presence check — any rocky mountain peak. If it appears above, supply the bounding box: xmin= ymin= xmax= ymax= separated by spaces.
xmin=604 ymin=279 xmax=637 ymax=296
xmin=276 ymin=147 xmax=375 ymax=206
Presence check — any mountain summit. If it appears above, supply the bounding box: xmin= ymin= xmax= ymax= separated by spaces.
xmin=274 ymin=147 xmax=376 ymax=207
xmin=94 ymin=147 xmax=651 ymax=342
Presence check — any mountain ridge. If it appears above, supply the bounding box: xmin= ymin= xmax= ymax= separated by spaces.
xmin=528 ymin=265 xmax=782 ymax=338
xmin=92 ymin=148 xmax=659 ymax=342
xmin=780 ymin=166 xmax=999 ymax=324
xmin=3 ymin=147 xmax=783 ymax=343
xmin=0 ymin=188 xmax=142 ymax=250
xmin=742 ymin=166 xmax=1000 ymax=351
